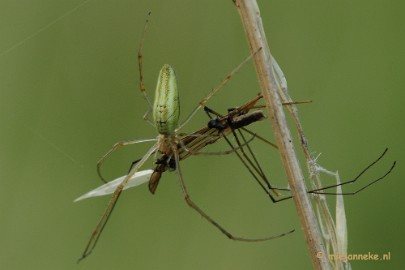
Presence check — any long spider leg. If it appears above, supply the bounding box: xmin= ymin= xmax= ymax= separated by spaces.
xmin=178 ymin=133 xmax=257 ymax=156
xmin=138 ymin=11 xmax=153 ymax=111
xmin=236 ymin=129 xmax=272 ymax=188
xmin=203 ymin=104 xmax=289 ymax=200
xmin=172 ymin=146 xmax=294 ymax=241
xmin=238 ymin=126 xmax=278 ymax=149
xmin=221 ymin=134 xmax=279 ymax=202
xmin=228 ymin=126 xmax=276 ymax=192
xmin=236 ymin=129 xmax=291 ymax=193
xmin=177 ymin=48 xmax=262 ymax=131
xmin=205 ymin=104 xmax=395 ymax=200
xmin=234 ymin=139 xmax=395 ymax=197
xmin=310 ymin=160 xmax=396 ymax=195
xmin=222 ymin=130 xmax=292 ymax=202
xmin=78 ymin=144 xmax=158 ymax=263
xmin=309 ymin=148 xmax=395 ymax=194
xmin=206 ymin=106 xmax=278 ymax=149
xmin=96 ymin=138 xmax=157 ymax=183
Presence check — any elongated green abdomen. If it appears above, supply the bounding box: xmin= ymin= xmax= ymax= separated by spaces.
xmin=153 ymin=64 xmax=180 ymax=135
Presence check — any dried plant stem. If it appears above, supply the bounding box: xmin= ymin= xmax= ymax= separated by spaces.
xmin=234 ymin=1 xmax=330 ymax=269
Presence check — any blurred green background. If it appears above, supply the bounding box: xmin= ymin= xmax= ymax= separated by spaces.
xmin=0 ymin=0 xmax=404 ymax=269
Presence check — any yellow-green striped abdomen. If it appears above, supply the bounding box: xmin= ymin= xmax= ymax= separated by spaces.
xmin=153 ymin=64 xmax=180 ymax=135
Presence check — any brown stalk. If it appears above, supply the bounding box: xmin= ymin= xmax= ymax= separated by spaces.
xmin=234 ymin=1 xmax=331 ymax=269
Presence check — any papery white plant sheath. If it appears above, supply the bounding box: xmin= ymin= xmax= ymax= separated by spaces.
xmin=335 ymin=171 xmax=351 ymax=270
xmin=74 ymin=170 xmax=153 ymax=202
